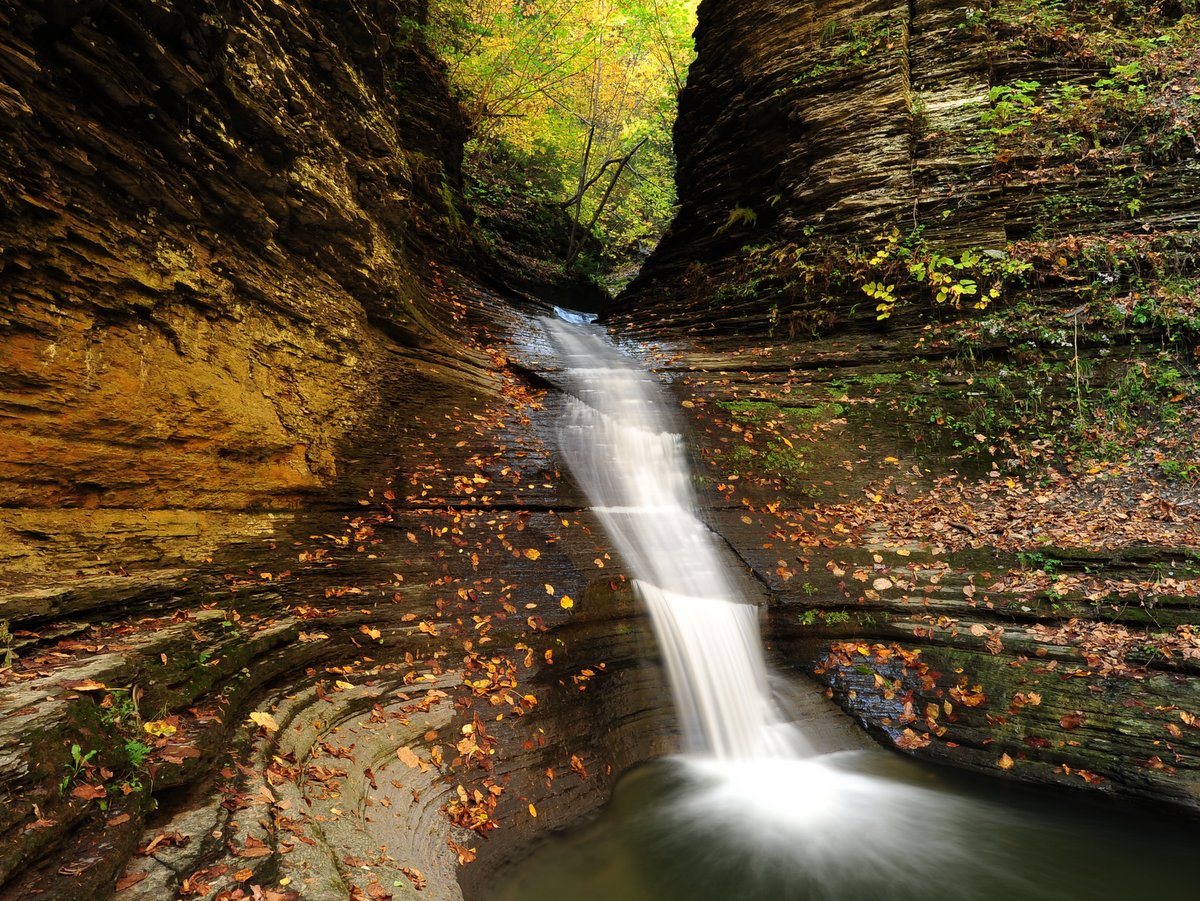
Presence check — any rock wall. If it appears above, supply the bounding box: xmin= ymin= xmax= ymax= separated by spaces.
xmin=612 ymin=0 xmax=1200 ymax=336
xmin=0 ymin=0 xmax=482 ymax=582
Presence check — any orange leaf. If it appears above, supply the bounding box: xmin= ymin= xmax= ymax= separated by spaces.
xmin=70 ymin=783 xmax=107 ymax=801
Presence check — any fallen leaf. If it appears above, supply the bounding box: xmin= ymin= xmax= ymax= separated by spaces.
xmin=400 ymin=867 xmax=426 ymax=890
xmin=523 ymin=548 xmax=541 ymax=561
xmin=998 ymin=753 xmax=1014 ymax=770
xmin=70 ymin=783 xmax=107 ymax=801
xmin=894 ymin=728 xmax=931 ymax=750
xmin=1060 ymin=713 xmax=1085 ymax=730
xmin=114 ymin=872 xmax=148 ymax=892
xmin=559 ymin=595 xmax=574 ymax=610
xmin=143 ymin=719 xmax=177 ymax=738
xmin=61 ymin=679 xmax=109 ymax=692
xmin=248 ymin=712 xmax=280 ymax=733
xmin=396 ymin=747 xmax=423 ymax=770
xmin=448 ymin=840 xmax=476 ymax=865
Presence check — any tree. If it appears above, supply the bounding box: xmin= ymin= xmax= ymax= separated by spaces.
xmin=429 ymin=0 xmax=699 ymax=284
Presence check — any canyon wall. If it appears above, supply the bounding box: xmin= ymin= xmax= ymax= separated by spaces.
xmin=0 ymin=0 xmax=484 ymax=583
xmin=613 ymin=0 xmax=1199 ymax=337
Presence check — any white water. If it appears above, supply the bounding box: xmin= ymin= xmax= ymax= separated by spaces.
xmin=512 ymin=315 xmax=1192 ymax=900
xmin=538 ymin=316 xmax=1019 ymax=897
xmin=546 ymin=318 xmax=806 ymax=759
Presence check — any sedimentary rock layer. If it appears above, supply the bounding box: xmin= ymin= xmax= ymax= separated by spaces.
xmin=0 ymin=0 xmax=480 ymax=580
xmin=613 ymin=0 xmax=1200 ymax=335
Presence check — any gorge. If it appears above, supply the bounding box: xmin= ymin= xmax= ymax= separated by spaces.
xmin=1 ymin=0 xmax=1199 ymax=898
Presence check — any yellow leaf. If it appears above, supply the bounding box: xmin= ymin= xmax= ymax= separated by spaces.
xmin=528 ymin=803 xmax=537 ymax=817
xmin=524 ymin=548 xmax=541 ymax=561
xmin=246 ymin=712 xmax=278 ymax=733
xmin=143 ymin=719 xmax=177 ymax=738
xmin=560 ymin=595 xmax=574 ymax=610
xmin=63 ymin=679 xmax=108 ymax=692
xmin=998 ymin=753 xmax=1014 ymax=770
xmin=334 ymin=680 xmax=355 ymax=691
xmin=544 ymin=584 xmax=554 ymax=595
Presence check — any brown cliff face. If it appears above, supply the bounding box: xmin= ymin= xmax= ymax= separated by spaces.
xmin=613 ymin=0 xmax=1200 ymax=336
xmin=0 ymin=0 xmax=480 ymax=580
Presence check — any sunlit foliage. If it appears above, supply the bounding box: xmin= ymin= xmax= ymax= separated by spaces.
xmin=429 ymin=0 xmax=699 ymax=283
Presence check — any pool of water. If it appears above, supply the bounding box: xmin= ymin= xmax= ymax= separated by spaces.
xmin=495 ymin=750 xmax=1197 ymax=901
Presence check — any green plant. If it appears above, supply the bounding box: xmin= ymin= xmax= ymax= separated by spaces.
xmin=797 ymin=609 xmax=852 ymax=626
xmin=60 ymin=743 xmax=97 ymax=794
xmin=717 ymin=206 xmax=758 ymax=234
xmin=980 ymin=79 xmax=1043 ymax=135
xmin=124 ymin=739 xmax=153 ymax=769
xmin=793 ymin=15 xmax=905 ymax=83
xmin=1017 ymin=550 xmax=1062 ymax=574
xmin=1159 ymin=458 xmax=1200 ymax=483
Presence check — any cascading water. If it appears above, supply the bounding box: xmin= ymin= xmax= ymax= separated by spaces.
xmin=546 ymin=317 xmax=806 ymax=760
xmin=506 ymin=314 xmax=1198 ymax=901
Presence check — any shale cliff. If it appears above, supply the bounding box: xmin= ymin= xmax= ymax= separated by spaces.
xmin=0 ymin=0 xmax=479 ymax=584
xmin=615 ymin=0 xmax=1200 ymax=336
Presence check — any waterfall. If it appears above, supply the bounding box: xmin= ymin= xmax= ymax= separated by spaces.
xmin=500 ymin=314 xmax=1190 ymax=901
xmin=546 ymin=317 xmax=808 ymax=760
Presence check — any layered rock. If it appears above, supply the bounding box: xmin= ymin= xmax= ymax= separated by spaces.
xmin=613 ymin=0 xmax=1200 ymax=336
xmin=0 ymin=0 xmax=482 ymax=583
